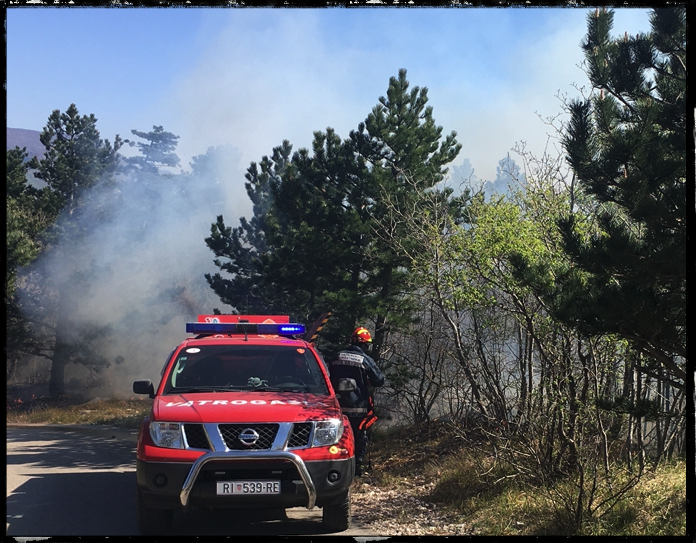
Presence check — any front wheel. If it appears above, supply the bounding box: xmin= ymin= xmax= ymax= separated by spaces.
xmin=136 ymin=487 xmax=173 ymax=535
xmin=322 ymin=488 xmax=351 ymax=532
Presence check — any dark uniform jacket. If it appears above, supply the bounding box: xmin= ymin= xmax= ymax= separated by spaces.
xmin=329 ymin=344 xmax=384 ymax=419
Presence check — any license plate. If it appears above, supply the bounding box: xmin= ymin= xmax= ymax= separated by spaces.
xmin=216 ymin=481 xmax=281 ymax=495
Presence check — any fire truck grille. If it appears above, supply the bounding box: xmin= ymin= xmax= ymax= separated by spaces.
xmin=287 ymin=422 xmax=312 ymax=448
xmin=219 ymin=424 xmax=279 ymax=450
xmin=183 ymin=423 xmax=211 ymax=450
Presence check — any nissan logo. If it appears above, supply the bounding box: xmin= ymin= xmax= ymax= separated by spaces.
xmin=238 ymin=428 xmax=260 ymax=446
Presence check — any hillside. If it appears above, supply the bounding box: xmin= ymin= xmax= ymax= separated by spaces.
xmin=7 ymin=127 xmax=44 ymax=158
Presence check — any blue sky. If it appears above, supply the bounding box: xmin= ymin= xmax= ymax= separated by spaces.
xmin=7 ymin=6 xmax=653 ymax=194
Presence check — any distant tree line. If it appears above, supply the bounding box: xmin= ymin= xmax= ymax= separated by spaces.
xmin=6 ymin=7 xmax=685 ymax=531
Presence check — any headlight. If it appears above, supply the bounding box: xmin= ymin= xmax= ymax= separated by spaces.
xmin=150 ymin=421 xmax=184 ymax=449
xmin=312 ymin=419 xmax=344 ymax=447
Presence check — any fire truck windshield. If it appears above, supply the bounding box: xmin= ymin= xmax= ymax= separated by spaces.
xmin=163 ymin=345 xmax=330 ymax=395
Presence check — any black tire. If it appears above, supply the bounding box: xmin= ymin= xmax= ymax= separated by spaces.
xmin=322 ymin=489 xmax=351 ymax=532
xmin=136 ymin=487 xmax=174 ymax=535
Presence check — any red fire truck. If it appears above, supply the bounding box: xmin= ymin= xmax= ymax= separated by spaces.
xmin=132 ymin=315 xmax=355 ymax=534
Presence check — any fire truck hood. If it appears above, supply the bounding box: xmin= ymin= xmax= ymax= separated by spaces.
xmin=153 ymin=391 xmax=342 ymax=423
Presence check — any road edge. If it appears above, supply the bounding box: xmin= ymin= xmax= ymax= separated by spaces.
xmin=6 ymin=422 xmax=139 ymax=443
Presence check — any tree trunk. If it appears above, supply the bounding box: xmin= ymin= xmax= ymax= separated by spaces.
xmin=48 ymin=337 xmax=70 ymax=397
xmin=48 ymin=284 xmax=76 ymax=397
xmin=372 ymin=264 xmax=394 ymax=363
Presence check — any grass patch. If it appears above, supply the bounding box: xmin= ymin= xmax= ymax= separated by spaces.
xmin=428 ymin=452 xmax=497 ymax=510
xmin=580 ymin=459 xmax=687 ymax=536
xmin=6 ymin=396 xmax=153 ymax=429
xmin=368 ymin=422 xmax=687 ymax=536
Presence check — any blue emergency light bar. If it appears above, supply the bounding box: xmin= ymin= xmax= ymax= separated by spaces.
xmin=186 ymin=322 xmax=306 ymax=337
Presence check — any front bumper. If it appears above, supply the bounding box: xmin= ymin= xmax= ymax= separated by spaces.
xmin=137 ymin=453 xmax=354 ymax=511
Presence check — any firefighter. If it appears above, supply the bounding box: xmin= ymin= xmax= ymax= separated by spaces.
xmin=329 ymin=327 xmax=384 ymax=476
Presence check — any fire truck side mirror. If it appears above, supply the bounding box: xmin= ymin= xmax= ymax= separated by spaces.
xmin=133 ymin=379 xmax=155 ymax=398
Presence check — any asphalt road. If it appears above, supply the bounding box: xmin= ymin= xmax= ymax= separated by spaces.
xmin=6 ymin=424 xmax=382 ymax=538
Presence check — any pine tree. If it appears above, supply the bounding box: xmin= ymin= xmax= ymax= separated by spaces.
xmin=205 ymin=70 xmax=464 ymax=359
xmin=27 ymin=104 xmax=123 ymax=396
xmin=123 ymin=125 xmax=180 ymax=175
xmin=345 ymin=69 xmax=463 ymax=358
xmin=30 ymin=104 xmax=122 ymax=218
xmin=116 ymin=125 xmax=183 ymax=243
xmin=6 ymin=147 xmax=60 ymax=381
xmin=205 ymin=133 xmax=366 ymax=352
xmin=6 ymin=147 xmax=59 ymax=299
xmin=517 ymin=8 xmax=686 ymax=389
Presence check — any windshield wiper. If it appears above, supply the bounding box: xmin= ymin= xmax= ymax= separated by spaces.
xmin=249 ymin=386 xmax=286 ymax=392
xmin=253 ymin=385 xmax=312 ymax=393
xmin=171 ymin=386 xmax=245 ymax=393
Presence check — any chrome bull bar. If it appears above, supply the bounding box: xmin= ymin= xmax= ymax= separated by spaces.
xmin=179 ymin=450 xmax=317 ymax=509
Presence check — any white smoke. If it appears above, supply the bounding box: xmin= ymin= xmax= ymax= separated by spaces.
xmin=20 ymin=144 xmax=247 ymax=399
